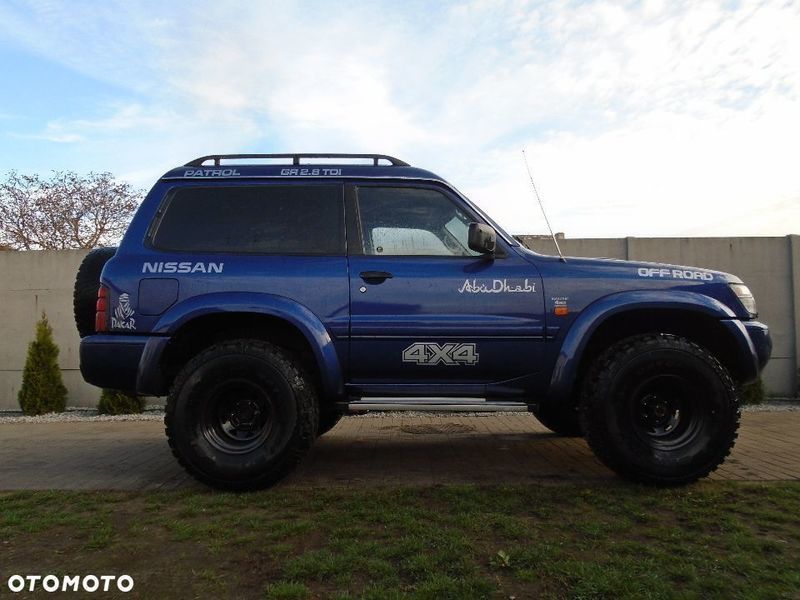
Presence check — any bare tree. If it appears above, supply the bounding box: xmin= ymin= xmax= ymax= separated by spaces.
xmin=0 ymin=171 xmax=142 ymax=250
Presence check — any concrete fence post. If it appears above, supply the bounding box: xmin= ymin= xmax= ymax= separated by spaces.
xmin=790 ymin=235 xmax=800 ymax=397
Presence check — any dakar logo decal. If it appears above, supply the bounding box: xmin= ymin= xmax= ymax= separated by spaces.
xmin=458 ymin=279 xmax=536 ymax=294
xmin=112 ymin=293 xmax=136 ymax=330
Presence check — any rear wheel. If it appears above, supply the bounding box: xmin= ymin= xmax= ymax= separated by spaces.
xmin=165 ymin=339 xmax=319 ymax=490
xmin=580 ymin=334 xmax=739 ymax=485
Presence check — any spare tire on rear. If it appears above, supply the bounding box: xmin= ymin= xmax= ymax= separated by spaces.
xmin=73 ymin=247 xmax=117 ymax=337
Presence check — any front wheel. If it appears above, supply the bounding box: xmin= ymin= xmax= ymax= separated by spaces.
xmin=580 ymin=334 xmax=740 ymax=485
xmin=165 ymin=340 xmax=319 ymax=490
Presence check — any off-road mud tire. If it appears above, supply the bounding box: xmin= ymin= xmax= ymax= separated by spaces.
xmin=73 ymin=247 xmax=117 ymax=337
xmin=165 ymin=339 xmax=319 ymax=490
xmin=579 ymin=334 xmax=739 ymax=485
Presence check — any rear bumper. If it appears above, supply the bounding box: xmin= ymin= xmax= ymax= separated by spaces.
xmin=80 ymin=335 xmax=149 ymax=392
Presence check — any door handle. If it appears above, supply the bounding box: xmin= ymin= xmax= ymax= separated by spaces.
xmin=360 ymin=270 xmax=394 ymax=283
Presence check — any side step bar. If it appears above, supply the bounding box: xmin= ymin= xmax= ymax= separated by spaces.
xmin=341 ymin=397 xmax=531 ymax=413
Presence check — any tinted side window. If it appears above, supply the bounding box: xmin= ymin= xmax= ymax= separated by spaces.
xmin=152 ymin=185 xmax=343 ymax=254
xmin=356 ymin=187 xmax=481 ymax=257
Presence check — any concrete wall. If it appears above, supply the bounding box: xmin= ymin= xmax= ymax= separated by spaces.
xmin=0 ymin=249 xmax=97 ymax=410
xmin=0 ymin=238 xmax=797 ymax=409
xmin=519 ymin=235 xmax=799 ymax=398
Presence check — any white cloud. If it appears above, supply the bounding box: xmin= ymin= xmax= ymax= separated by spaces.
xmin=1 ymin=0 xmax=798 ymax=236
xmin=475 ymin=95 xmax=800 ymax=237
xmin=11 ymin=131 xmax=84 ymax=143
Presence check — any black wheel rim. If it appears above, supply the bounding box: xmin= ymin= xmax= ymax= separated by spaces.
xmin=199 ymin=379 xmax=275 ymax=455
xmin=628 ymin=373 xmax=706 ymax=450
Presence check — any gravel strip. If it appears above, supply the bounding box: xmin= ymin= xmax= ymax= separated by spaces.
xmin=741 ymin=402 xmax=800 ymax=412
xmin=0 ymin=408 xmax=165 ymax=424
xmin=0 ymin=402 xmax=797 ymax=424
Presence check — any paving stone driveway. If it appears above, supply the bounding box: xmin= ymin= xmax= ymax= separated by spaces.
xmin=0 ymin=412 xmax=798 ymax=490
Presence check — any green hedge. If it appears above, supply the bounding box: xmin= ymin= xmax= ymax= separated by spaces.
xmin=97 ymin=389 xmax=146 ymax=415
xmin=740 ymin=377 xmax=765 ymax=405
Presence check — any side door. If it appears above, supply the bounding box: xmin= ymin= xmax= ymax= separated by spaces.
xmin=346 ymin=182 xmax=545 ymax=396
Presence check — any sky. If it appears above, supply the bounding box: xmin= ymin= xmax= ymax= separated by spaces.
xmin=0 ymin=0 xmax=798 ymax=238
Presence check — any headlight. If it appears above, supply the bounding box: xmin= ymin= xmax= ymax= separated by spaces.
xmin=730 ymin=283 xmax=757 ymax=316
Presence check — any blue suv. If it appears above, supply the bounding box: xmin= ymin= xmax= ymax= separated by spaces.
xmin=75 ymin=154 xmax=772 ymax=490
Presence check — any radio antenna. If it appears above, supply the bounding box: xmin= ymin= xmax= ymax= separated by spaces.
xmin=522 ymin=149 xmax=565 ymax=262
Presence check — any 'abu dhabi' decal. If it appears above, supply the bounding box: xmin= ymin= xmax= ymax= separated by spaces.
xmin=458 ymin=279 xmax=536 ymax=294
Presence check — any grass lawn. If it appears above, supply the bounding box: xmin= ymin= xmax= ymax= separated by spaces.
xmin=1 ymin=482 xmax=799 ymax=599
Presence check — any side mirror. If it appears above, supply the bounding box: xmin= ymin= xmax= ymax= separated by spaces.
xmin=468 ymin=222 xmax=496 ymax=256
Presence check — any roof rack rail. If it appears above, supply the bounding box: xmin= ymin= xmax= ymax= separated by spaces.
xmin=185 ymin=153 xmax=410 ymax=167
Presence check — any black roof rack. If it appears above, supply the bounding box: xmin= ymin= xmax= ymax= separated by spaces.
xmin=185 ymin=153 xmax=410 ymax=167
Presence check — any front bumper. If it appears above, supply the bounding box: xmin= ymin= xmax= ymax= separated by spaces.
xmin=716 ymin=319 xmax=771 ymax=384
xmin=744 ymin=320 xmax=772 ymax=372
xmin=80 ymin=335 xmax=149 ymax=392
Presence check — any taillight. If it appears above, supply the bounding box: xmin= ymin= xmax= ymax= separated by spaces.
xmin=95 ymin=286 xmax=108 ymax=332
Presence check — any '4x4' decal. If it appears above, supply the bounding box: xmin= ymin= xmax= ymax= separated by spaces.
xmin=402 ymin=342 xmax=479 ymax=366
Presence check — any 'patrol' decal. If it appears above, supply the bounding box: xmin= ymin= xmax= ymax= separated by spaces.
xmin=637 ymin=268 xmax=713 ymax=281
xmin=402 ymin=343 xmax=479 ymax=366
xmin=458 ymin=279 xmax=536 ymax=294
xmin=183 ymin=169 xmax=241 ymax=177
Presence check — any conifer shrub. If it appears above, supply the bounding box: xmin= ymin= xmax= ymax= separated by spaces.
xmin=18 ymin=313 xmax=68 ymax=415
xmin=97 ymin=389 xmax=146 ymax=415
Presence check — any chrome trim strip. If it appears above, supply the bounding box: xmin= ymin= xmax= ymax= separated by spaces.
xmin=345 ymin=397 xmax=529 ymax=412
xmin=349 ymin=334 xmax=544 ymax=340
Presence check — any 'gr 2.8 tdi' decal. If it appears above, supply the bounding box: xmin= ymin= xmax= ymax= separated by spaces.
xmin=402 ymin=343 xmax=479 ymax=366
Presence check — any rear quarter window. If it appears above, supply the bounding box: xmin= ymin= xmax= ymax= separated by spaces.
xmin=150 ymin=184 xmax=344 ymax=254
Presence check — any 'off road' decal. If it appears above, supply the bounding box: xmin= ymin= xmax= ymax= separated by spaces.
xmin=402 ymin=342 xmax=479 ymax=366
xmin=637 ymin=267 xmax=713 ymax=281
